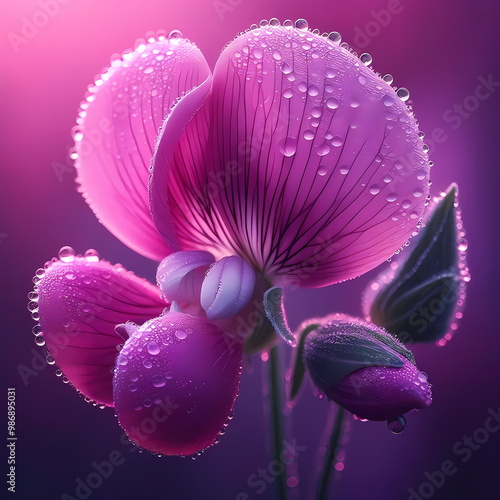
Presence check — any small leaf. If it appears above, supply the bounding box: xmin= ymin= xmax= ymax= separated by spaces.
xmin=263 ymin=287 xmax=296 ymax=346
xmin=367 ymin=184 xmax=466 ymax=343
xmin=288 ymin=323 xmax=320 ymax=404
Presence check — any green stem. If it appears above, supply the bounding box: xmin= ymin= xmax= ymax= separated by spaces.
xmin=314 ymin=405 xmax=345 ymax=500
xmin=269 ymin=345 xmax=287 ymax=500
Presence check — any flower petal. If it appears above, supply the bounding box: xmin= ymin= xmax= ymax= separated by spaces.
xmin=153 ymin=22 xmax=429 ymax=286
xmin=113 ymin=311 xmax=242 ymax=456
xmin=75 ymin=34 xmax=211 ymax=260
xmin=32 ymin=249 xmax=166 ymax=406
xmin=156 ymin=250 xmax=215 ymax=304
xmin=201 ymin=256 xmax=256 ymax=320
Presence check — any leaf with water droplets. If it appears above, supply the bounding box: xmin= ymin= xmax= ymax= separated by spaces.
xmin=263 ymin=287 xmax=295 ymax=346
xmin=366 ymin=184 xmax=467 ymax=343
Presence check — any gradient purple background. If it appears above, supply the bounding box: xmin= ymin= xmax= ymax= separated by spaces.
xmin=2 ymin=0 xmax=499 ymax=499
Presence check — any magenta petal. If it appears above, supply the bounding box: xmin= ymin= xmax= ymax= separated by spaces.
xmin=113 ymin=311 xmax=242 ymax=456
xmin=34 ymin=250 xmax=166 ymax=406
xmin=331 ymin=364 xmax=432 ymax=421
xmin=75 ymin=35 xmax=211 ymax=260
xmin=154 ymin=24 xmax=430 ymax=286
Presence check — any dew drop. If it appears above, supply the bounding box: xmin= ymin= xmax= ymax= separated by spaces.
xmin=283 ymin=19 xmax=293 ymax=28
xmin=328 ymin=31 xmax=341 ymax=44
xmin=269 ymin=18 xmax=280 ymax=26
xmin=331 ymin=136 xmax=343 ymax=147
xmin=65 ymin=271 xmax=76 ymax=280
xmin=279 ymin=137 xmax=297 ymax=157
xmin=175 ymin=330 xmax=188 ymax=340
xmin=417 ymin=372 xmax=428 ymax=383
xmin=383 ymin=95 xmax=395 ymax=107
xmin=282 ymin=88 xmax=293 ymax=99
xmin=317 ymin=166 xmax=328 ymax=176
xmin=144 ymin=67 xmax=154 ymax=75
xmin=147 ymin=341 xmax=161 ymax=355
xmin=272 ymin=50 xmax=282 ymax=61
xmin=168 ymin=29 xmax=183 ymax=39
xmin=360 ymin=53 xmax=372 ymax=66
xmin=152 ymin=375 xmax=167 ymax=388
xmin=396 ymin=87 xmax=410 ymax=102
xmin=386 ymin=193 xmax=397 ymax=202
xmin=387 ymin=415 xmax=406 ymax=434
xmin=458 ymin=240 xmax=468 ymax=251
xmin=128 ymin=383 xmax=137 ymax=392
xmin=383 ymin=174 xmax=393 ymax=183
xmin=303 ymin=130 xmax=315 ymax=140
xmin=316 ymin=143 xmax=330 ymax=156
xmin=118 ymin=356 xmax=128 ymax=366
xmin=413 ymin=188 xmax=423 ymax=198
xmin=339 ymin=166 xmax=350 ymax=175
xmin=295 ymin=19 xmax=309 ymax=30
xmin=35 ymin=336 xmax=46 ymax=346
xmin=326 ymin=97 xmax=339 ymax=109
xmin=281 ymin=62 xmax=292 ymax=75
xmin=59 ymin=246 xmax=75 ymax=263
xmin=143 ymin=359 xmax=153 ymax=369
xmin=369 ymin=185 xmax=380 ymax=195
xmin=46 ymin=355 xmax=55 ymax=365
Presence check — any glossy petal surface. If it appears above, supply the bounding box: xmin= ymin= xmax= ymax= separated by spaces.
xmin=113 ymin=312 xmax=242 ymax=456
xmin=33 ymin=251 xmax=166 ymax=406
xmin=152 ymin=24 xmax=429 ymax=286
xmin=76 ymin=35 xmax=210 ymax=260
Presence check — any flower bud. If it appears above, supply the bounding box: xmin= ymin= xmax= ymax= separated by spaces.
xmin=303 ymin=316 xmax=432 ymax=421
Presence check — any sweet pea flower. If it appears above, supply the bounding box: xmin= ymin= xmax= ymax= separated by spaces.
xmin=31 ymin=19 xmax=430 ymax=455
xmin=302 ymin=315 xmax=432 ymax=424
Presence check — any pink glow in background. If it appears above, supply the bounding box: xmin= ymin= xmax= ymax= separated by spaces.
xmin=1 ymin=0 xmax=499 ymax=499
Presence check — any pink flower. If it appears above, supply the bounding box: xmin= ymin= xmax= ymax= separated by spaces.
xmin=31 ymin=19 xmax=430 ymax=455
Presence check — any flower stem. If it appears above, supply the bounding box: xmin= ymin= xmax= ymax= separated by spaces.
xmin=269 ymin=345 xmax=288 ymax=500
xmin=314 ymin=405 xmax=345 ymax=500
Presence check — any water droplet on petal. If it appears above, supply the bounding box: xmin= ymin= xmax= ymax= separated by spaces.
xmin=387 ymin=415 xmax=407 ymax=434
xmin=303 ymin=130 xmax=315 ymax=140
xmin=383 ymin=74 xmax=394 ymax=84
xmin=339 ymin=166 xmax=350 ymax=175
xmin=295 ymin=19 xmax=308 ymax=30
xmin=360 ymin=53 xmax=372 ymax=66
xmin=152 ymin=375 xmax=166 ymax=388
xmin=396 ymin=87 xmax=410 ymax=101
xmin=328 ymin=31 xmax=341 ymax=44
xmin=317 ymin=143 xmax=330 ymax=156
xmin=59 ymin=246 xmax=75 ymax=262
xmin=279 ymin=137 xmax=297 ymax=157
xmin=386 ymin=193 xmax=397 ymax=202
xmin=143 ymin=359 xmax=153 ymax=369
xmin=168 ymin=29 xmax=183 ymax=39
xmin=175 ymin=330 xmax=188 ymax=340
xmin=147 ymin=341 xmax=160 ymax=355
xmin=326 ymin=97 xmax=339 ymax=109
xmin=383 ymin=95 xmax=395 ymax=107
xmin=369 ymin=185 xmax=381 ymax=195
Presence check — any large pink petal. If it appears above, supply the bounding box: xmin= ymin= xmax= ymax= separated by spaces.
xmin=75 ymin=33 xmax=211 ymax=260
xmin=152 ymin=22 xmax=429 ymax=286
xmin=32 ymin=248 xmax=166 ymax=406
xmin=113 ymin=311 xmax=242 ymax=456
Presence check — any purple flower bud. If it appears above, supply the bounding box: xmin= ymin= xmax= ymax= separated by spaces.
xmin=303 ymin=316 xmax=432 ymax=421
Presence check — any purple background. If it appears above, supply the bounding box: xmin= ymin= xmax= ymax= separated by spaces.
xmin=2 ymin=0 xmax=499 ymax=499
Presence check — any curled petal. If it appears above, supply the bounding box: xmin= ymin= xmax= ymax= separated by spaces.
xmin=156 ymin=250 xmax=215 ymax=304
xmin=76 ymin=34 xmax=211 ymax=260
xmin=304 ymin=316 xmax=431 ymax=420
xmin=201 ymin=256 xmax=256 ymax=320
xmin=33 ymin=249 xmax=166 ymax=406
xmin=153 ymin=23 xmax=429 ymax=286
xmin=113 ymin=311 xmax=242 ymax=456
